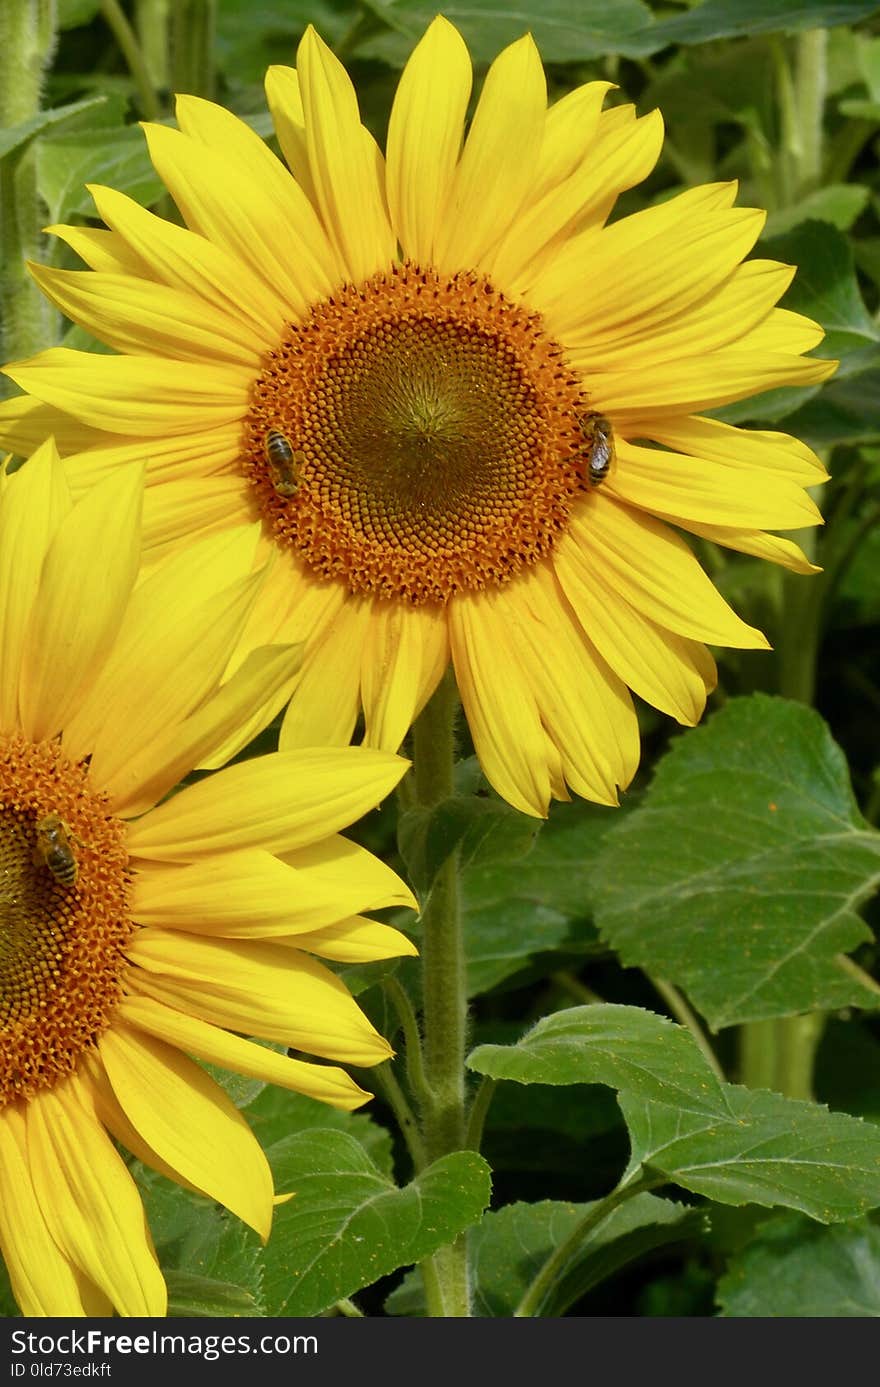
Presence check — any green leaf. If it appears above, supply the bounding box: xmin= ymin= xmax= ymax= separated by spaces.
xmin=717 ymin=1214 xmax=880 ymax=1317
xmin=387 ymin=1194 xmax=702 ymax=1316
xmin=634 ymin=0 xmax=880 ymax=48
xmin=470 ymin=1195 xmax=704 ymax=1317
xmin=764 ymin=185 xmax=871 ymax=237
xmin=762 ymin=221 xmax=880 ymax=362
xmin=468 ymin=1003 xmax=726 ymax=1115
xmin=591 ymin=696 xmax=880 ymax=1029
xmin=246 ymin=1086 xmax=394 ymax=1179
xmin=0 ymin=96 xmax=108 ymax=162
xmin=470 ymin=1004 xmax=880 ymax=1223
xmin=398 ymin=793 xmax=538 ymax=897
xmin=262 ymin=1132 xmax=491 ymax=1315
xmin=164 ymin=1270 xmax=263 ymax=1318
xmin=36 ymin=127 xmax=164 ymax=224
xmin=462 ymin=798 xmax=619 ymax=995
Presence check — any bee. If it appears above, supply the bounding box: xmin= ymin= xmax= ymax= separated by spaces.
xmin=576 ymin=412 xmax=615 ymax=488
xmin=34 ymin=814 xmax=82 ymax=888
xmin=264 ymin=429 xmax=303 ymax=497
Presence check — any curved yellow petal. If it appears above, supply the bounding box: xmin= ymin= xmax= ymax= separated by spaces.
xmin=143 ymin=473 xmax=255 ymax=548
xmin=677 ymin=519 xmax=822 ymax=574
xmin=566 ymin=493 xmax=769 ymax=647
xmin=0 ymin=1104 xmax=89 ymax=1316
xmin=0 ymin=393 xmax=107 ymax=456
xmin=99 ymin=1021 xmax=274 ymax=1239
xmin=64 ymin=523 xmax=261 ymax=759
xmin=285 ymin=914 xmax=418 ymax=963
xmin=88 ymin=182 xmax=286 ymax=344
xmin=283 ymin=832 xmax=419 ymax=910
xmin=29 ymin=263 xmax=264 ymax=368
xmin=141 ymin=120 xmax=337 ymax=318
xmin=554 ymin=537 xmax=716 ymax=724
xmin=361 ymin=598 xmax=449 ymax=751
xmin=63 ymin=422 xmax=244 ymax=498
xmin=0 ymin=439 xmax=72 ymax=733
xmin=499 ymin=564 xmax=640 ymax=804
xmin=133 ymin=841 xmax=414 ymax=936
xmin=434 ymin=34 xmax=546 ymax=274
xmin=4 ymin=347 xmax=249 ymax=435
xmin=127 ymin=929 xmax=392 ymax=1064
xmin=278 ymin=593 xmax=371 ymax=749
xmin=592 ymin=349 xmax=836 ymax=419
xmin=265 ymin=65 xmax=317 ymax=207
xmin=449 ymin=589 xmax=552 ymax=817
xmin=385 ymin=16 xmax=472 ymax=264
xmin=295 ymin=27 xmax=395 ymax=283
xmin=119 ymin=993 xmax=372 ymax=1110
xmin=637 ymin=414 xmax=827 ymax=484
xmin=490 ymin=108 xmax=663 ymax=290
xmin=26 ymin=1079 xmax=166 ymax=1316
xmin=125 ymin=746 xmax=411 ymax=860
xmin=19 ymin=463 xmax=143 ymax=741
xmin=608 ymin=438 xmax=822 ymax=529
xmin=529 ymin=81 xmax=615 ymax=204
xmin=105 ymin=642 xmax=301 ymax=818
xmin=46 ymin=221 xmax=150 ymax=276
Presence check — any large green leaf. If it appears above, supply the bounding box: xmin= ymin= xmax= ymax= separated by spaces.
xmin=636 ymin=0 xmax=880 ymax=48
xmin=469 ymin=1004 xmax=880 ymax=1222
xmin=717 ymin=1213 xmax=880 ymax=1316
xmin=245 ymin=1085 xmax=395 ymax=1178
xmin=36 ymin=127 xmax=163 ymax=223
xmin=398 ymin=792 xmax=538 ymax=898
xmin=0 ymin=96 xmax=108 ymax=162
xmin=591 ymin=697 xmax=880 ymax=1029
xmin=262 ymin=1132 xmax=490 ymax=1315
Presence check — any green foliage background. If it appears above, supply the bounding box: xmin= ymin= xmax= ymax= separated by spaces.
xmin=3 ymin=0 xmax=880 ymax=1319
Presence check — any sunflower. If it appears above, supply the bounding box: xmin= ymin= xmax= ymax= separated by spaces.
xmin=0 ymin=18 xmax=834 ymax=817
xmin=0 ymin=440 xmax=415 ymax=1316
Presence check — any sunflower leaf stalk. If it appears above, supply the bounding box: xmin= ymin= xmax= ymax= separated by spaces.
xmin=0 ymin=0 xmax=57 ymax=381
xmin=411 ymin=668 xmax=472 ymax=1316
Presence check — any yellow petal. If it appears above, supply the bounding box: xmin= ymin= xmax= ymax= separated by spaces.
xmin=143 ymin=473 xmax=255 ymax=547
xmin=529 ymin=81 xmax=615 ymax=204
xmin=0 ymin=439 xmax=72 ymax=733
xmin=286 ymin=914 xmax=418 ymax=963
xmin=592 ymin=349 xmax=836 ymax=419
xmin=565 ymin=493 xmax=769 ymax=647
xmin=385 ymin=16 xmax=472 ymax=264
xmin=554 ymin=537 xmax=716 ymax=724
xmin=636 ymin=413 xmax=827 ymax=484
xmin=64 ymin=421 xmax=244 ymax=495
xmin=141 ymin=120 xmax=337 ymax=318
xmin=19 ymin=464 xmax=143 ymax=741
xmin=99 ymin=1021 xmax=274 ymax=1239
xmin=449 ymin=589 xmax=552 ymax=817
xmin=88 ymin=183 xmax=287 ymax=344
xmin=434 ymin=34 xmax=546 ymax=273
xmin=127 ymin=929 xmax=392 ymax=1065
xmin=26 ymin=1078 xmax=167 ymax=1316
xmin=46 ymin=221 xmax=149 ymax=276
xmin=361 ymin=598 xmax=449 ymax=751
xmin=500 ymin=564 xmax=640 ymax=803
xmin=125 ymin=746 xmax=411 ymax=860
xmin=296 ymin=27 xmax=395 ymax=283
xmin=490 ymin=108 xmax=663 ymax=290
xmin=678 ymin=519 xmax=822 ymax=574
xmin=608 ymin=438 xmax=822 ymax=529
xmin=4 ymin=347 xmax=249 ymax=434
xmin=264 ymin=65 xmax=317 ymax=207
xmin=105 ymin=642 xmax=301 ymax=817
xmin=0 ymin=1104 xmax=89 ymax=1316
xmin=119 ymin=993 xmax=372 ymax=1110
xmin=64 ymin=523 xmax=260 ymax=757
xmin=0 ymin=393 xmax=108 ymax=455
xmin=133 ymin=841 xmax=414 ymax=935
xmin=278 ymin=594 xmax=371 ymax=749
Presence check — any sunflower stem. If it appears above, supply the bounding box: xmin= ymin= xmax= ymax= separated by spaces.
xmin=412 ymin=667 xmax=471 ymax=1317
xmin=0 ymin=0 xmax=58 ymax=386
xmin=170 ymin=0 xmax=216 ymax=102
xmin=99 ymin=0 xmax=162 ymax=119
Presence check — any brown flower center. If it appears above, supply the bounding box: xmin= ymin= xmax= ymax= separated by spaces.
xmin=0 ymin=734 xmax=131 ymax=1107
xmin=242 ymin=263 xmax=590 ymax=604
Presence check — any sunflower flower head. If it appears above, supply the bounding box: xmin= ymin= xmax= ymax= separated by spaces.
xmin=0 ymin=18 xmax=835 ymax=817
xmin=0 ymin=441 xmax=416 ymax=1316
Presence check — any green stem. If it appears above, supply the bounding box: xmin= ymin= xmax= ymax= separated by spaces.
xmin=99 ymin=0 xmax=162 ymax=119
xmin=794 ymin=29 xmax=827 ymax=194
xmin=170 ymin=0 xmax=216 ymax=102
xmin=371 ymin=1062 xmax=427 ymax=1171
xmin=739 ymin=1013 xmax=824 ymax=1099
xmin=412 ymin=668 xmax=470 ymax=1317
xmin=513 ymin=1173 xmax=661 ymax=1317
xmin=382 ymin=974 xmax=432 ymax=1113
xmin=135 ymin=0 xmax=170 ymax=93
xmin=464 ymin=1076 xmax=496 ymax=1153
xmin=649 ymin=977 xmax=725 ymax=1083
xmin=0 ymin=0 xmax=58 ymax=381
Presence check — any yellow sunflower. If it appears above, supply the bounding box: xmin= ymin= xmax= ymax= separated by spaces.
xmin=0 ymin=440 xmax=415 ymax=1317
xmin=0 ymin=18 xmax=834 ymax=817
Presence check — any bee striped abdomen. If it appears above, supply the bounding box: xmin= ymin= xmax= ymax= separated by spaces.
xmin=264 ymin=429 xmax=303 ymax=497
